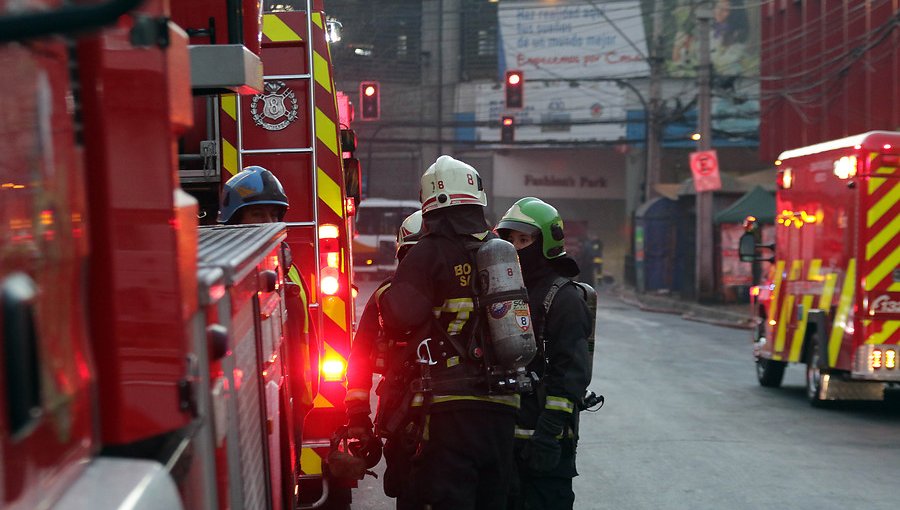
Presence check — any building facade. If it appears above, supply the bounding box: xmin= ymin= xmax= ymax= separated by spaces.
xmin=759 ymin=0 xmax=900 ymax=162
xmin=328 ymin=0 xmax=766 ymax=285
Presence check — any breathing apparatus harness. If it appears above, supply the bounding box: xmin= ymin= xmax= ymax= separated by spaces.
xmin=539 ymin=276 xmax=604 ymax=412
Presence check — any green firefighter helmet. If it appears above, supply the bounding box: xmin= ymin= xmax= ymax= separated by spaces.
xmin=496 ymin=197 xmax=566 ymax=259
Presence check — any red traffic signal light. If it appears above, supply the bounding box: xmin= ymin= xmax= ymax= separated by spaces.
xmin=501 ymin=116 xmax=515 ymax=143
xmin=505 ymin=70 xmax=523 ymax=109
xmin=359 ymin=81 xmax=380 ymax=120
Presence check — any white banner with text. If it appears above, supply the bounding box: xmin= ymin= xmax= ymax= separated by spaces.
xmin=493 ymin=151 xmax=625 ymax=200
xmin=499 ymin=0 xmax=650 ymax=80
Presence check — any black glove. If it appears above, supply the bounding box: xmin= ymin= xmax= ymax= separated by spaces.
xmin=525 ymin=410 xmax=568 ymax=472
xmin=347 ymin=411 xmax=374 ymax=440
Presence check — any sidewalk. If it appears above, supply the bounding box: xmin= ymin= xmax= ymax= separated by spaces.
xmin=605 ymin=285 xmax=755 ymax=330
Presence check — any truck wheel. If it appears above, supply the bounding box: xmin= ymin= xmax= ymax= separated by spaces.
xmin=754 ymin=322 xmax=785 ymax=387
xmin=756 ymin=357 xmax=786 ymax=387
xmin=806 ymin=340 xmax=827 ymax=407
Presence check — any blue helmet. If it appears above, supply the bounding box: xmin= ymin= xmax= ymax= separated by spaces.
xmin=217 ymin=166 xmax=289 ymax=224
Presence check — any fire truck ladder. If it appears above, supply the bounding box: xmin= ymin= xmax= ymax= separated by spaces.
xmin=233 ymin=2 xmax=348 ymax=508
xmin=233 ymin=0 xmax=322 ymax=324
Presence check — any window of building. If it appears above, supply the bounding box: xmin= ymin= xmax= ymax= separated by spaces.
xmin=460 ymin=0 xmax=499 ymax=81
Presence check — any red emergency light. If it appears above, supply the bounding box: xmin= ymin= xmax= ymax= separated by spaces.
xmin=321 ymin=357 xmax=346 ymax=382
xmin=318 ymin=224 xmax=341 ymax=295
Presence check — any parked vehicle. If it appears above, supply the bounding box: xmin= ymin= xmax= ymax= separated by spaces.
xmin=740 ymin=131 xmax=900 ymax=406
xmin=352 ymin=198 xmax=421 ymax=278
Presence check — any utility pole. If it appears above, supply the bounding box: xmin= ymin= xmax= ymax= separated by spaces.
xmin=645 ymin=0 xmax=665 ymax=202
xmin=695 ymin=1 xmax=715 ymax=300
xmin=436 ymin=0 xmax=444 ymax=155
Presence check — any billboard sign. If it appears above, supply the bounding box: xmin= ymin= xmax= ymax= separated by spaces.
xmin=474 ymin=81 xmax=627 ymax=142
xmin=498 ymin=1 xmax=650 ymax=80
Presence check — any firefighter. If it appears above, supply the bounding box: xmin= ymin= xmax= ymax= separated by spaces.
xmin=496 ymin=197 xmax=592 ymax=510
xmin=343 ymin=210 xmax=423 ymax=496
xmin=379 ymin=155 xmax=520 ymax=510
xmin=217 ymin=165 xmax=289 ymax=225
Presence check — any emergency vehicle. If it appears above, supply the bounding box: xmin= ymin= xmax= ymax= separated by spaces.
xmin=352 ymin=198 xmax=421 ymax=277
xmin=174 ymin=0 xmax=359 ymax=506
xmin=741 ymin=131 xmax=900 ymax=406
xmin=1 ymin=0 xmax=356 ymax=509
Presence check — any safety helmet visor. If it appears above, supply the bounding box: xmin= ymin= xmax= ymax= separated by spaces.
xmin=498 ymin=198 xmax=566 ymax=259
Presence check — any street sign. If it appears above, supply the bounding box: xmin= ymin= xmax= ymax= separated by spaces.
xmin=690 ymin=150 xmax=722 ymax=192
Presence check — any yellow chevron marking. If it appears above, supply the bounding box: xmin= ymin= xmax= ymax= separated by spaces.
xmin=828 ymin=259 xmax=856 ymax=366
xmin=322 ymin=295 xmax=347 ymax=332
xmin=220 ymin=94 xmax=237 ymax=121
xmin=775 ymin=294 xmax=794 ymax=354
xmin=323 ymin=340 xmax=346 ymax=364
xmin=312 ymin=392 xmax=333 ymax=409
xmin=767 ymin=260 xmax=786 ymax=325
xmin=315 ymin=107 xmax=339 ymax=156
xmin=866 ymin=321 xmax=900 ymax=345
xmin=866 ymin=181 xmax=900 ymax=227
xmin=263 ymin=14 xmax=302 ymax=42
xmin=868 ymin=166 xmax=897 ymax=195
xmin=775 ymin=259 xmax=803 ymax=357
xmin=807 ymin=259 xmax=824 ymax=281
xmin=311 ymin=12 xmax=323 ymax=28
xmin=790 ymin=294 xmax=814 ymax=362
xmin=892 ymin=282 xmax=900 ymax=292
xmin=221 ymin=138 xmax=238 ymax=176
xmin=867 ymin=217 xmax=900 ymax=260
xmin=788 ymin=259 xmax=803 ymax=280
xmin=775 ymin=259 xmax=801 ymax=355
xmin=300 ymin=447 xmax=323 ymax=475
xmin=865 ymin=243 xmax=900 ymax=291
xmin=317 ymin=167 xmax=343 ymax=218
xmin=819 ymin=273 xmax=838 ymax=309
xmin=313 ymin=51 xmax=332 ymax=92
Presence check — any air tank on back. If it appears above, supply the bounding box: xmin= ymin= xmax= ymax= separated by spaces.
xmin=476 ymin=238 xmax=536 ymax=391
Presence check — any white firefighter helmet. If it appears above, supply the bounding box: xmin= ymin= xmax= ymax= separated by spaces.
xmin=396 ymin=210 xmax=423 ymax=257
xmin=419 ymin=155 xmax=487 ymax=213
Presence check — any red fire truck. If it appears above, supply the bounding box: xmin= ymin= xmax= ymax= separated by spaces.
xmin=741 ymin=131 xmax=900 ymax=406
xmin=174 ymin=1 xmax=359 ymax=506
xmin=1 ymin=0 xmax=356 ymax=508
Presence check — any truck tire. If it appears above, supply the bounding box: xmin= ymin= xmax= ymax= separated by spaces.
xmin=806 ymin=338 xmax=827 ymax=407
xmin=755 ymin=323 xmax=785 ymax=387
xmin=756 ymin=357 xmax=786 ymax=387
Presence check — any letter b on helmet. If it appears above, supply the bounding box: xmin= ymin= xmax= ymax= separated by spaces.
xmin=420 ymin=155 xmax=487 ymax=213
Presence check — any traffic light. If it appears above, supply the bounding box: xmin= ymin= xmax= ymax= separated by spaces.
xmin=359 ymin=81 xmax=380 ymax=120
xmin=505 ymin=70 xmax=523 ymax=109
xmin=501 ymin=116 xmax=515 ymax=143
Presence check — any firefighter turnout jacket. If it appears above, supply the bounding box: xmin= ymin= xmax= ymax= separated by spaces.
xmin=379 ymin=229 xmax=520 ymax=412
xmin=345 ymin=279 xmax=392 ymax=417
xmin=518 ymin=262 xmax=592 ymax=476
